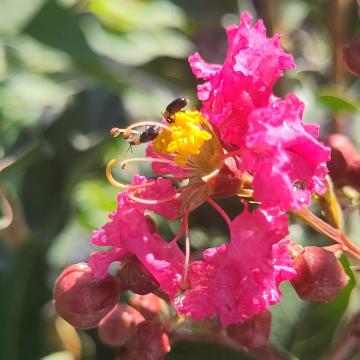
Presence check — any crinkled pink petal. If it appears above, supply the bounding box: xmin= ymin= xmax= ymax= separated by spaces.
xmin=131 ymin=176 xmax=181 ymax=220
xmin=173 ymin=208 xmax=295 ymax=326
xmin=245 ymin=94 xmax=330 ymax=210
xmin=271 ymin=241 xmax=297 ymax=282
xmin=88 ymin=176 xmax=184 ymax=295
xmin=189 ymin=52 xmax=222 ymax=80
xmin=188 ymin=11 xmax=295 ymax=147
xmin=89 ymin=212 xmax=184 ymax=296
xmin=88 ymin=248 xmax=126 ymax=278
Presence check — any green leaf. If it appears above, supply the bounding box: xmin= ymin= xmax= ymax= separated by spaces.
xmin=82 ymin=16 xmax=193 ymax=66
xmin=0 ymin=241 xmax=50 ymax=360
xmin=21 ymin=88 xmax=124 ymax=242
xmin=23 ymin=0 xmax=119 ymax=85
xmin=316 ymin=90 xmax=360 ymax=114
xmin=270 ymin=282 xmax=307 ymax=351
xmin=88 ymin=0 xmax=187 ymax=32
xmin=0 ymin=0 xmax=44 ymax=35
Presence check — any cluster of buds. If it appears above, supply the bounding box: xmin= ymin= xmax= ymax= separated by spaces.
xmin=54 ymin=262 xmax=170 ymax=359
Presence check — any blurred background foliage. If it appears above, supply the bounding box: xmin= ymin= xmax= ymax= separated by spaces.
xmin=1 ymin=0 xmax=360 ymax=359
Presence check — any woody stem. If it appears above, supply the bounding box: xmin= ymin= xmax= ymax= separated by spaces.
xmin=293 ymin=207 xmax=360 ymax=260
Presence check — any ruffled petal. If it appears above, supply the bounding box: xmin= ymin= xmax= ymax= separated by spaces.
xmin=245 ymin=95 xmax=330 ymax=210
xmin=174 ymin=208 xmax=295 ymax=326
xmin=188 ymin=11 xmax=295 ymax=147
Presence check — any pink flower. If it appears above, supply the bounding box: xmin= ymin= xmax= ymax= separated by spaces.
xmin=189 ymin=12 xmax=295 ymax=148
xmin=173 ymin=208 xmax=295 ymax=326
xmin=244 ymin=95 xmax=330 ymax=209
xmin=56 ymin=11 xmax=338 ymax=330
xmin=189 ymin=13 xmax=330 ymax=210
xmin=88 ymin=179 xmax=295 ymax=326
xmin=88 ymin=177 xmax=184 ymax=297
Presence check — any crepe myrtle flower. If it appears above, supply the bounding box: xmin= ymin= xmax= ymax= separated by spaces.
xmin=86 ymin=12 xmax=324 ymax=326
xmin=54 ymin=12 xmax=357 ymax=332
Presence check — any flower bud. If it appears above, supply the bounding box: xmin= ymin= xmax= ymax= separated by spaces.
xmin=129 ymin=293 xmax=166 ymax=320
xmin=347 ymin=156 xmax=360 ymax=190
xmin=327 ymin=134 xmax=357 ymax=186
xmin=343 ymin=36 xmax=360 ymax=77
xmin=117 ymin=255 xmax=159 ymax=295
xmin=125 ymin=321 xmax=170 ymax=360
xmin=226 ymin=311 xmax=271 ymax=349
xmin=54 ymin=262 xmax=121 ymax=328
xmin=290 ymin=246 xmax=349 ymax=302
xmin=205 ymin=158 xmax=247 ymax=198
xmin=98 ymin=303 xmax=145 ymax=347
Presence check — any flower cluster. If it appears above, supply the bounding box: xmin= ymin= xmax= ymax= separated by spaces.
xmin=54 ymin=12 xmax=346 ymax=345
xmin=85 ymin=11 xmax=330 ymax=326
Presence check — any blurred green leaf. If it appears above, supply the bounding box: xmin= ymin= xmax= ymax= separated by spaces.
xmin=88 ymin=0 xmax=187 ymax=32
xmin=12 ymin=36 xmax=72 ymax=74
xmin=166 ymin=341 xmax=256 ymax=360
xmin=0 ymin=0 xmax=45 ymax=35
xmin=278 ymin=0 xmax=309 ymax=34
xmin=270 ymin=282 xmax=307 ymax=351
xmin=316 ymin=89 xmax=360 ymax=114
xmin=23 ymin=0 xmax=118 ymax=85
xmin=21 ymin=88 xmax=124 ymax=242
xmin=82 ymin=16 xmax=193 ymax=66
xmin=0 ymin=72 xmax=73 ymax=126
xmin=74 ymin=179 xmax=117 ymax=229
xmin=0 ymin=241 xmax=50 ymax=360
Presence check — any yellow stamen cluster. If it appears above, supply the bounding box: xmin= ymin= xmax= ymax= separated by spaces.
xmin=152 ymin=110 xmax=212 ymax=165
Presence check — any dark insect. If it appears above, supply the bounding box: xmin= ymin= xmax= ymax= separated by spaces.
xmin=109 ymin=97 xmax=188 ymax=150
xmin=124 ymin=124 xmax=160 ymax=146
xmin=110 ymin=123 xmax=161 ymax=148
xmin=163 ymin=97 xmax=189 ymax=123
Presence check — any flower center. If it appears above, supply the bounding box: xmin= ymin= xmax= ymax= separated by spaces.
xmin=152 ymin=110 xmax=213 ymax=166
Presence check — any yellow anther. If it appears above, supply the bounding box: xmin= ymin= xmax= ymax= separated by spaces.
xmin=152 ymin=110 xmax=212 ymax=165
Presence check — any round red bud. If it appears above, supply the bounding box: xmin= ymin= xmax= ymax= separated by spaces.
xmin=129 ymin=293 xmax=166 ymax=320
xmin=98 ymin=303 xmax=145 ymax=347
xmin=117 ymin=255 xmax=159 ymax=295
xmin=205 ymin=158 xmax=247 ymax=198
xmin=226 ymin=311 xmax=271 ymax=349
xmin=291 ymin=246 xmax=349 ymax=302
xmin=343 ymin=36 xmax=360 ymax=78
xmin=126 ymin=321 xmax=170 ymax=360
xmin=347 ymin=156 xmax=360 ymax=190
xmin=327 ymin=134 xmax=357 ymax=186
xmin=53 ymin=262 xmax=121 ymax=329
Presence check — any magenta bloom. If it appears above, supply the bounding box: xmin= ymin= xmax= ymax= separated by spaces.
xmin=244 ymin=94 xmax=330 ymax=210
xmin=89 ymin=177 xmax=184 ymax=297
xmin=189 ymin=12 xmax=295 ymax=147
xmin=55 ymin=11 xmax=336 ymax=330
xmin=89 ymin=187 xmax=294 ymax=325
xmin=189 ymin=12 xmax=330 ymax=210
xmin=174 ymin=208 xmax=295 ymax=326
